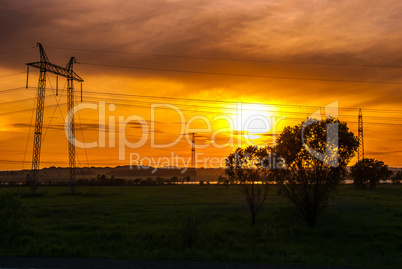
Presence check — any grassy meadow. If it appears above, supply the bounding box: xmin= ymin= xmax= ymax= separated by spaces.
xmin=1 ymin=184 xmax=401 ymax=268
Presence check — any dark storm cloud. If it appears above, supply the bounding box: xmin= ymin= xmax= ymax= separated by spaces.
xmin=1 ymin=0 xmax=402 ymax=107
xmin=0 ymin=0 xmax=265 ymax=56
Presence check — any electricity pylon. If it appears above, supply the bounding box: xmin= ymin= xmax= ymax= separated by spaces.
xmin=358 ymin=108 xmax=364 ymax=162
xmin=26 ymin=43 xmax=83 ymax=192
xmin=191 ymin=132 xmax=196 ymax=182
xmin=188 ymin=133 xmax=203 ymax=182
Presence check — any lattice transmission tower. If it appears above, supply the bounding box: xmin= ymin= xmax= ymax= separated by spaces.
xmin=191 ymin=132 xmax=197 ymax=182
xmin=358 ymin=108 xmax=364 ymax=162
xmin=26 ymin=43 xmax=83 ymax=192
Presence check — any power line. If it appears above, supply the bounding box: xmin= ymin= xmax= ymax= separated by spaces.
xmin=83 ymin=89 xmax=402 ymax=115
xmin=81 ymin=62 xmax=402 ymax=85
xmin=41 ymin=74 xmax=66 ymax=143
xmin=82 ymin=97 xmax=402 ymax=127
xmin=75 ymin=89 xmax=90 ymax=168
xmin=2 ymin=87 xmax=402 ymax=123
xmin=48 ymin=46 xmax=402 ymax=69
xmin=0 ymin=72 xmax=27 ymax=78
xmin=2 ymin=86 xmax=402 ymax=113
xmin=81 ymin=93 xmax=402 ymax=125
xmin=21 ymin=89 xmax=37 ymax=170
xmin=0 ymin=103 xmax=67 ymax=116
xmin=0 ymin=87 xmax=32 ymax=94
xmin=0 ymin=97 xmax=37 ymax=106
xmin=0 ymin=91 xmax=66 ymax=106
xmin=0 ymin=47 xmax=35 ymax=55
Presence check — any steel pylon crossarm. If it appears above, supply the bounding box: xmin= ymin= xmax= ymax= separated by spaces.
xmin=27 ymin=61 xmax=83 ymax=82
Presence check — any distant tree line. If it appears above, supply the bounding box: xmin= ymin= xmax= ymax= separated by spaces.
xmin=76 ymin=174 xmax=193 ymax=186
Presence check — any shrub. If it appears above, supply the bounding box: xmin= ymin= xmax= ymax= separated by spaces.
xmin=0 ymin=192 xmax=26 ymax=249
xmin=175 ymin=210 xmax=207 ymax=250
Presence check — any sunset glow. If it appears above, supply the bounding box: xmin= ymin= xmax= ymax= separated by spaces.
xmin=0 ymin=0 xmax=401 ymax=170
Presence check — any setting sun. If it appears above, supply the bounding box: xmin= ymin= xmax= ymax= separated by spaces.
xmin=230 ymin=103 xmax=275 ymax=140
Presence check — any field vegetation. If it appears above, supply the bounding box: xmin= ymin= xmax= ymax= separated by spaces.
xmin=0 ymin=184 xmax=401 ymax=268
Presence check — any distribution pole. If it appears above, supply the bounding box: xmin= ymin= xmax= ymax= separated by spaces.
xmin=358 ymin=108 xmax=364 ymax=162
xmin=26 ymin=43 xmax=83 ymax=192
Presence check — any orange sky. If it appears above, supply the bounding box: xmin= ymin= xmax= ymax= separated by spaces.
xmin=1 ymin=0 xmax=402 ymax=170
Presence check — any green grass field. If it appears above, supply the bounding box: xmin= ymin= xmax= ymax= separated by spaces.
xmin=1 ymin=184 xmax=401 ymax=268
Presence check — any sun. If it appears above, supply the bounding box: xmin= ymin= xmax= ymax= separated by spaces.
xmin=231 ymin=103 xmax=274 ymax=140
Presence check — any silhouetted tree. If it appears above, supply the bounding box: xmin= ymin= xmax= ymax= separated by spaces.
xmin=274 ymin=118 xmax=359 ymax=227
xmin=155 ymin=177 xmax=164 ymax=185
xmin=143 ymin=177 xmax=155 ymax=185
xmin=350 ymin=158 xmax=392 ymax=189
xmin=171 ymin=176 xmax=178 ymax=184
xmin=217 ymin=175 xmax=224 ymax=184
xmin=392 ymin=170 xmax=402 ymax=184
xmin=226 ymin=146 xmax=271 ymax=226
xmin=185 ymin=176 xmax=191 ymax=184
